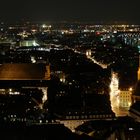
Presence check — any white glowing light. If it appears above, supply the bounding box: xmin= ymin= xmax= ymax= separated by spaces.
xmin=33 ymin=40 xmax=39 ymax=46
xmin=129 ymin=87 xmax=133 ymax=91
xmin=41 ymin=87 xmax=48 ymax=104
xmin=86 ymin=50 xmax=92 ymax=57
xmin=31 ymin=56 xmax=36 ymax=63
xmin=110 ymin=72 xmax=119 ymax=114
xmin=9 ymin=89 xmax=12 ymax=92
xmin=42 ymin=24 xmax=46 ymax=28
xmin=113 ymin=31 xmax=117 ymax=33
xmin=9 ymin=92 xmax=20 ymax=95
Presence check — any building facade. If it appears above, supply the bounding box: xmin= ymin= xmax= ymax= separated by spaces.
xmin=118 ymin=88 xmax=132 ymax=109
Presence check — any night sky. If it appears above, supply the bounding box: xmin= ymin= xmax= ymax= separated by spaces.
xmin=0 ymin=0 xmax=140 ymax=23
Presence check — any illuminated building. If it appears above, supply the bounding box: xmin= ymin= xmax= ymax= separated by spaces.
xmin=0 ymin=63 xmax=51 ymax=109
xmin=54 ymin=71 xmax=66 ymax=83
xmin=41 ymin=24 xmax=52 ymax=32
xmin=110 ymin=72 xmax=119 ymax=109
xmin=20 ymin=40 xmax=39 ymax=47
xmin=59 ymin=113 xmax=114 ymax=132
xmin=86 ymin=49 xmax=92 ymax=58
xmin=118 ymin=88 xmax=132 ymax=109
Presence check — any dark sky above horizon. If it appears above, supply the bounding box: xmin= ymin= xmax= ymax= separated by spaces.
xmin=0 ymin=0 xmax=140 ymax=23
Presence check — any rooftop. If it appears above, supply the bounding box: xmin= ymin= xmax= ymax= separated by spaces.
xmin=0 ymin=63 xmax=50 ymax=80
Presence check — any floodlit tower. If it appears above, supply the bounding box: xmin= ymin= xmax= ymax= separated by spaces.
xmin=110 ymin=72 xmax=119 ymax=97
xmin=110 ymin=71 xmax=119 ymax=112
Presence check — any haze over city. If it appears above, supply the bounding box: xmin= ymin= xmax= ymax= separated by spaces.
xmin=0 ymin=0 xmax=140 ymax=23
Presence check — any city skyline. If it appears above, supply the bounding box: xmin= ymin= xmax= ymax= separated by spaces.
xmin=0 ymin=0 xmax=140 ymax=24
xmin=0 ymin=15 xmax=140 ymax=139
